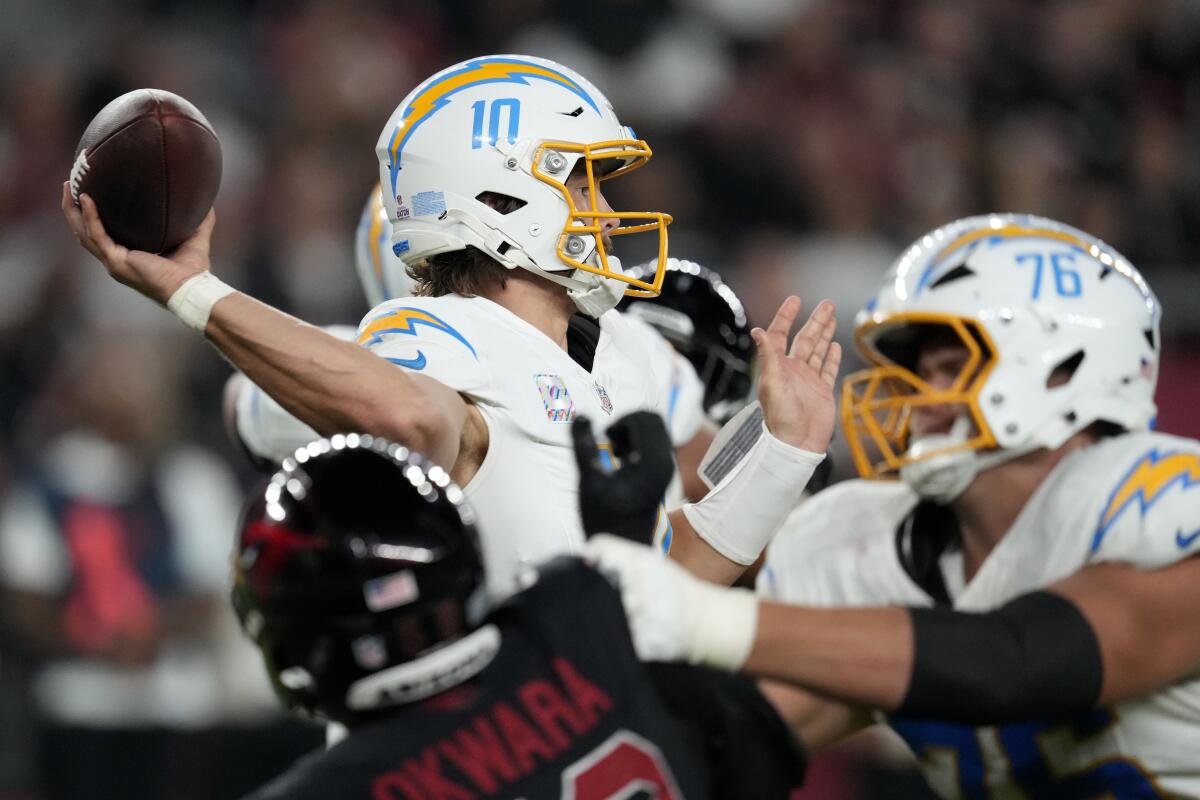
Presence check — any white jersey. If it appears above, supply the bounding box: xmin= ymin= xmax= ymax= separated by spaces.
xmin=761 ymin=431 xmax=1200 ymax=799
xmin=620 ymin=314 xmax=706 ymax=507
xmin=356 ymin=295 xmax=672 ymax=599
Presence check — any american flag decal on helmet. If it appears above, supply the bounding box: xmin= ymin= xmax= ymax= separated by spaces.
xmin=363 ymin=570 xmax=419 ymax=612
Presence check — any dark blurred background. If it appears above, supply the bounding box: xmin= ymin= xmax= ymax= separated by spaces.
xmin=1 ymin=0 xmax=1198 ymax=798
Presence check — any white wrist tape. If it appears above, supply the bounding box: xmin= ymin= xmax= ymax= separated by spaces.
xmin=682 ymin=423 xmax=824 ymax=565
xmin=166 ymin=272 xmax=234 ymax=334
xmin=584 ymin=534 xmax=760 ymax=670
xmin=681 ymin=580 xmax=759 ymax=670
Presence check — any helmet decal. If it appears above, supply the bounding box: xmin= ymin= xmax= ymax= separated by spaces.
xmin=386 ymin=57 xmax=602 ymax=196
xmin=355 ymin=306 xmax=477 ymax=358
xmin=1093 ymin=449 xmax=1200 ymax=550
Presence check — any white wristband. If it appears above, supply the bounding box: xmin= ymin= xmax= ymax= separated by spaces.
xmin=166 ymin=272 xmax=234 ymax=334
xmin=682 ymin=423 xmax=824 ymax=565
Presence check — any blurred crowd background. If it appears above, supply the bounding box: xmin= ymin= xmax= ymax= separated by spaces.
xmin=1 ymin=0 xmax=1199 ymax=797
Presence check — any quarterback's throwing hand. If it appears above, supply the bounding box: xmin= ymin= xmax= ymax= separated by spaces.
xmin=61 ymin=182 xmax=214 ymax=305
xmin=585 ymin=534 xmax=758 ymax=669
xmin=753 ymin=296 xmax=841 ymax=452
xmin=572 ymin=411 xmax=675 ymax=544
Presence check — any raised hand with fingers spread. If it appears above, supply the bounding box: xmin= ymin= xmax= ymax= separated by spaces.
xmin=752 ymin=296 xmax=841 ymax=453
xmin=660 ymin=295 xmax=839 ymax=580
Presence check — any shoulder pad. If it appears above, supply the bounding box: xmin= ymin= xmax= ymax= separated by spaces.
xmin=355 ymin=297 xmax=492 ymax=400
xmin=1085 ymin=432 xmax=1200 ymax=570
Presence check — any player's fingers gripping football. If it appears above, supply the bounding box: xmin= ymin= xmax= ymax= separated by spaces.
xmin=175 ymin=208 xmax=217 ymax=260
xmin=65 ymin=184 xmax=213 ymax=305
xmin=752 ymin=298 xmax=840 ymax=453
xmin=125 ymin=208 xmax=216 ymax=283
xmin=62 ymin=181 xmax=112 ymax=262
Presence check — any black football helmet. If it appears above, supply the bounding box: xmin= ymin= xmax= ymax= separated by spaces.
xmin=232 ymin=434 xmax=494 ymax=724
xmin=622 ymin=258 xmax=756 ymax=423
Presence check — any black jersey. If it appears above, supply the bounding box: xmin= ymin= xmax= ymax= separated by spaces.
xmin=244 ymin=558 xmax=803 ymax=800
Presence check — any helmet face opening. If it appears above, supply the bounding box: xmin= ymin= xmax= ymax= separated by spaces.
xmin=531 ymin=139 xmax=671 ymax=297
xmin=841 ymin=312 xmax=999 ymax=479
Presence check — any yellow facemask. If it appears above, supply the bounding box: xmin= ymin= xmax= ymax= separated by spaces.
xmin=840 ymin=312 xmax=1000 ymax=479
xmin=531 ymin=139 xmax=672 ymax=298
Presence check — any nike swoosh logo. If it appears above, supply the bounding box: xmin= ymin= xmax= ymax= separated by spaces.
xmin=1176 ymin=527 xmax=1200 ymax=549
xmin=385 ymin=351 xmax=427 ymax=370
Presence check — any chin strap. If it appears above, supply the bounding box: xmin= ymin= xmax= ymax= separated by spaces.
xmin=569 ymin=255 xmax=626 ymax=318
xmin=900 ymin=416 xmax=1040 ymax=503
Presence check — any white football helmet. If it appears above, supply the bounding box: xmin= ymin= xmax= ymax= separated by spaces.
xmin=354 ymin=184 xmax=416 ymax=308
xmin=375 ymin=55 xmax=672 ymax=314
xmin=842 ymin=214 xmax=1160 ymax=502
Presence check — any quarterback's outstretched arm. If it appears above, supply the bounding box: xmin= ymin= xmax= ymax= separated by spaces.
xmin=666 ymin=296 xmax=841 ymax=585
xmin=63 ymin=187 xmax=473 ymax=472
xmin=588 ymin=535 xmax=1200 ymax=724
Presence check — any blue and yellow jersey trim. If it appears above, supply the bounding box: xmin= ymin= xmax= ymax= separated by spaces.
xmin=385 ymin=57 xmax=601 ymax=195
xmin=1091 ymin=448 xmax=1200 ymax=553
xmin=356 ymin=307 xmax=477 ymax=364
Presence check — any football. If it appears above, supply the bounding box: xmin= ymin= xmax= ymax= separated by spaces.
xmin=69 ymin=88 xmax=222 ymax=253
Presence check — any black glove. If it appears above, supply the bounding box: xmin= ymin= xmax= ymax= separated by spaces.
xmin=571 ymin=411 xmax=675 ymax=544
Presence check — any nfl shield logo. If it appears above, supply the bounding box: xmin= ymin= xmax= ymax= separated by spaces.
xmin=351 ymin=635 xmax=388 ymax=670
xmin=535 ymin=374 xmax=575 ymax=423
xmin=594 ymin=383 xmax=614 ymax=415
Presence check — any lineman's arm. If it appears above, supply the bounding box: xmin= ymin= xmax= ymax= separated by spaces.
xmin=587 ymin=535 xmax=1200 ymax=724
xmin=63 ymin=187 xmax=474 ymax=472
xmin=758 ymin=680 xmax=873 ymax=753
xmin=748 ymin=557 xmax=1200 ymax=717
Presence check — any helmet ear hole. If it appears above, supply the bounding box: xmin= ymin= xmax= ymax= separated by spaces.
xmin=927 ymin=263 xmax=976 ymax=291
xmin=475 ymin=191 xmax=526 ymax=214
xmin=1047 ymin=350 xmax=1085 ymax=388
